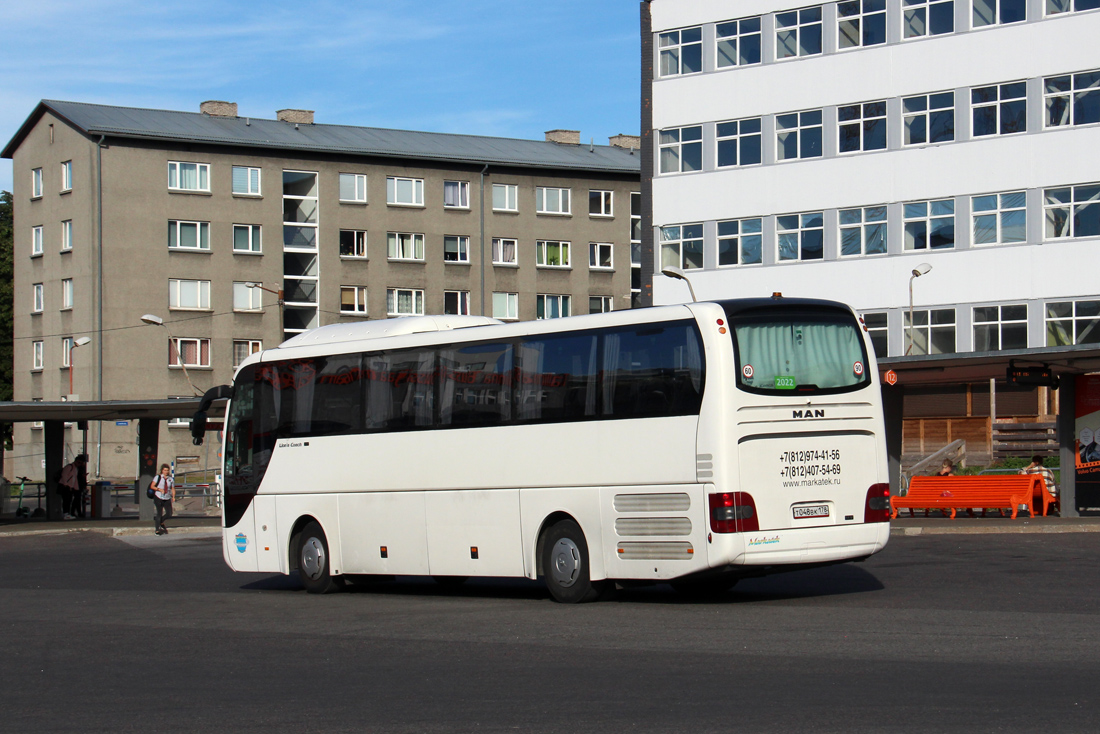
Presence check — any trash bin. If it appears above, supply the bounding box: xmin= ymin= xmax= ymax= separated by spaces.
xmin=92 ymin=481 xmax=112 ymax=519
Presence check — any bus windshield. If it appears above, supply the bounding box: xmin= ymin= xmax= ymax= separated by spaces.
xmin=730 ymin=307 xmax=870 ymax=395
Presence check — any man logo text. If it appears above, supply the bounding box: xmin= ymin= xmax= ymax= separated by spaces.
xmin=792 ymin=409 xmax=825 ymax=419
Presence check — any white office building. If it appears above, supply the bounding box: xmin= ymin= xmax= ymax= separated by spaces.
xmin=646 ymin=0 xmax=1100 ymax=361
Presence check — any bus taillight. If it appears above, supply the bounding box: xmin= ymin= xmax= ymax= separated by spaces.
xmin=709 ymin=492 xmax=759 ymax=533
xmin=865 ymin=483 xmax=891 ymax=523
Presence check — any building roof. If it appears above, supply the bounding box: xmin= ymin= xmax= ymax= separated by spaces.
xmin=2 ymin=100 xmax=641 ymax=174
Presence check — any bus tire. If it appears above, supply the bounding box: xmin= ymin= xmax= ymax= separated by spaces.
xmin=297 ymin=520 xmax=343 ymax=595
xmin=541 ymin=519 xmax=606 ymax=604
xmin=671 ymin=574 xmax=739 ymax=598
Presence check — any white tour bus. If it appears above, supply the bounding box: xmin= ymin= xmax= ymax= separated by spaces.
xmin=191 ymin=297 xmax=890 ymax=603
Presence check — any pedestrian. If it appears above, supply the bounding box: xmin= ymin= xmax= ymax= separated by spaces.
xmin=1019 ymin=454 xmax=1057 ymax=497
xmin=58 ymin=456 xmax=82 ymax=519
xmin=73 ymin=454 xmax=88 ymax=518
xmin=936 ymin=458 xmax=955 ymax=476
xmin=150 ymin=464 xmax=175 ymax=535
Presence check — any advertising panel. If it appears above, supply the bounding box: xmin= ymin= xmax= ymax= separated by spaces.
xmin=1074 ymin=375 xmax=1100 ymax=514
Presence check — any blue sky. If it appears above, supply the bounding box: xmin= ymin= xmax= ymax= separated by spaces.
xmin=0 ymin=0 xmax=642 ymax=193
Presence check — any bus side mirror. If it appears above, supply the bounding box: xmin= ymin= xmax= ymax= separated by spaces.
xmin=191 ymin=411 xmax=207 ymax=446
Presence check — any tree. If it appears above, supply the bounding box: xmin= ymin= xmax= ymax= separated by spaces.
xmin=0 ymin=191 xmax=12 ymax=450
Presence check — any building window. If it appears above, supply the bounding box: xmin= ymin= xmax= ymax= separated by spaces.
xmin=838 ymin=0 xmax=887 ymax=48
xmin=493 ymin=292 xmax=518 ymax=320
xmin=778 ymin=212 xmax=825 ymax=261
xmin=659 ymin=126 xmax=703 ymax=173
xmin=339 ymin=173 xmax=367 ymax=203
xmin=1044 ymin=183 xmax=1100 ymax=239
xmin=31 ymin=167 xmax=43 ymax=198
xmin=1045 ymin=71 xmax=1100 ymax=128
xmin=61 ymin=220 xmax=73 ymax=251
xmin=973 ymin=304 xmax=1027 ymax=351
xmin=839 ymin=206 xmax=887 ymax=256
xmin=61 ymin=337 xmax=74 ymax=368
xmin=60 ymin=161 xmax=72 ymax=192
xmin=32 ymin=283 xmax=43 ymax=313
xmin=589 ymin=242 xmax=613 ymax=269
xmin=589 ymin=190 xmax=613 ymax=216
xmin=32 ymin=226 xmax=43 ymax=256
xmin=973 ymin=191 xmax=1026 ymax=245
xmin=283 ymin=170 xmax=318 ymax=250
xmin=1047 ymin=0 xmax=1100 ymax=13
xmin=340 ymin=286 xmax=368 ymax=315
xmin=33 ymin=341 xmax=44 ymax=370
xmin=61 ymin=279 xmax=73 ymax=310
xmin=386 ymin=176 xmax=424 ymax=206
xmin=434 ymin=234 xmax=467 ymax=263
xmin=233 ymin=224 xmax=262 ymax=253
xmin=1046 ymin=300 xmax=1100 ymax=346
xmin=168 ymin=220 xmax=211 ymax=251
xmin=233 ymin=340 xmax=262 ymax=368
xmin=169 ymin=338 xmax=211 ymax=368
xmin=717 ymin=118 xmax=762 ymax=167
xmin=777 ymin=110 xmax=823 ymax=160
xmin=340 ymin=229 xmax=368 ymax=258
xmin=537 ymin=294 xmax=571 ymax=319
xmin=905 ymin=199 xmax=956 ymax=250
xmin=972 ymin=82 xmax=1027 ymax=136
xmin=630 ymin=193 xmax=642 ymax=259
xmin=233 ymin=166 xmax=261 ymax=196
xmin=536 ymin=240 xmax=571 ymax=267
xmin=444 ymin=180 xmax=469 ymax=209
xmin=232 ymin=283 xmax=262 ymax=312
xmin=170 ymin=279 xmax=211 ymax=310
xmin=716 ymin=16 xmax=761 ymax=67
xmin=387 ymin=288 xmax=425 ymax=316
xmin=839 ymin=101 xmax=887 ymax=153
xmin=718 ymin=218 xmax=763 ymax=266
xmin=904 ymin=0 xmax=955 ymax=38
xmin=658 ymin=26 xmax=702 ymax=76
xmin=973 ymin=0 xmax=1026 ymax=26
xmin=776 ymin=5 xmax=823 ymax=59
xmin=904 ymin=92 xmax=955 ymax=145
xmin=444 ymin=290 xmax=471 ymax=316
xmin=660 ymin=224 xmax=703 ymax=270
xmin=590 ymin=295 xmax=614 ymax=313
xmin=536 ymin=187 xmax=571 ymax=215
xmin=861 ymin=312 xmax=889 ymax=357
xmin=168 ymin=161 xmax=211 ymax=192
xmin=387 ymin=232 xmax=425 ymax=261
xmin=492 ymin=183 xmax=518 ymax=211
xmin=492 ymin=238 xmax=517 ymax=265
xmin=905 ymin=308 xmax=957 ymax=355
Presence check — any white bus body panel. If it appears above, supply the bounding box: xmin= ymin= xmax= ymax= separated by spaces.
xmin=223 ymin=502 xmax=258 ymax=573
xmin=600 ymin=484 xmax=710 ymax=580
xmin=426 ymin=489 xmax=523 ymax=577
xmin=519 ymin=486 xmax=606 ymax=580
xmin=339 ymin=491 xmax=429 ymax=575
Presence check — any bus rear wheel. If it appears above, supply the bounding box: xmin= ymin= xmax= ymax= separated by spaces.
xmin=541 ymin=519 xmax=606 ymax=604
xmin=297 ymin=520 xmax=344 ymax=595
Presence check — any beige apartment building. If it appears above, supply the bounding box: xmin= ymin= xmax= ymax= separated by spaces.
xmin=2 ymin=99 xmax=642 ymax=480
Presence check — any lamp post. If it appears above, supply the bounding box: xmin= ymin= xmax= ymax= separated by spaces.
xmin=661 ymin=266 xmax=698 ymax=303
xmin=245 ymin=282 xmax=284 ymax=343
xmin=141 ymin=314 xmax=201 ymax=396
xmin=68 ymin=336 xmax=91 ymax=398
xmin=907 ymin=263 xmax=933 ymax=356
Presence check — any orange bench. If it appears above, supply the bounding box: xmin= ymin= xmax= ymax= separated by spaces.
xmin=892 ymin=475 xmax=1042 ymax=520
xmin=1032 ymin=476 xmax=1059 ymax=517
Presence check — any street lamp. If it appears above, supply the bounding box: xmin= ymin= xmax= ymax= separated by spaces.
xmin=67 ymin=336 xmax=91 ymax=397
xmin=245 ymin=282 xmax=284 ymax=341
xmin=141 ymin=314 xmax=201 ymax=396
xmin=906 ymin=263 xmax=933 ymax=356
xmin=661 ymin=266 xmax=698 ymax=303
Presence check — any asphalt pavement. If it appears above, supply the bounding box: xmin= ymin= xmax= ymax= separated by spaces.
xmin=1 ymin=527 xmax=1099 ymax=732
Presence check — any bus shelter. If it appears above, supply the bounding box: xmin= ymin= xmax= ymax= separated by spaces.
xmin=879 ymin=344 xmax=1100 ymax=517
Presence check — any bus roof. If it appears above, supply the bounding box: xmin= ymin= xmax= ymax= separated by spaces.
xmin=714 ymin=296 xmax=855 ymax=316
xmin=278 ymin=315 xmax=503 ymax=350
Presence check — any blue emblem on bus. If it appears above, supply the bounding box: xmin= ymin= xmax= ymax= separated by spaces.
xmin=235 ymin=533 xmax=248 ymax=553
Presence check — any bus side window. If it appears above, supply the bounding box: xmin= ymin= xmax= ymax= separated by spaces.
xmin=309 ymin=353 xmax=365 ymax=436
xmin=439 ymin=341 xmax=512 ymax=427
xmin=366 ymin=348 xmax=435 ymax=431
xmin=602 ymin=323 xmax=704 ymax=418
xmin=515 ymin=333 xmax=597 ymax=423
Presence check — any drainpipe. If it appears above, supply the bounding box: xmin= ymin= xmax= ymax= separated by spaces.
xmin=95 ymin=135 xmax=105 ymax=478
xmin=479 ymin=164 xmax=489 ymax=316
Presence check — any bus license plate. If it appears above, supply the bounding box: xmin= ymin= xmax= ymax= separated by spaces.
xmin=793 ymin=505 xmax=830 ymax=519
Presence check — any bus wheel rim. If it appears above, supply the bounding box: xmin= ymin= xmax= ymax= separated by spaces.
xmin=551 ymin=538 xmax=581 ymax=588
xmin=301 ymin=537 xmax=325 ymax=580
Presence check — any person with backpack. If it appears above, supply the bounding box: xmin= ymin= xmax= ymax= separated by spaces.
xmin=150 ymin=464 xmax=175 ymax=535
xmin=58 ymin=455 xmax=86 ymax=519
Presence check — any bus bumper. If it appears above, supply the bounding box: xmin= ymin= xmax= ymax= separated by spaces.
xmin=709 ymin=521 xmax=890 ymax=568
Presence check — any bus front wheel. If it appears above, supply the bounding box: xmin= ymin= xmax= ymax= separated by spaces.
xmin=297 ymin=520 xmax=344 ymax=595
xmin=541 ymin=519 xmax=606 ymax=604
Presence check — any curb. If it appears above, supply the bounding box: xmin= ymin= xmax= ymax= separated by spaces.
xmin=0 ymin=525 xmax=221 ymax=539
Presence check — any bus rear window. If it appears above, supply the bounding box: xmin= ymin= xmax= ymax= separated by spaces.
xmin=731 ymin=309 xmax=869 ymax=395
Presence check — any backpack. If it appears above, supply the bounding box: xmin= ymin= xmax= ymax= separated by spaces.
xmin=147 ymin=475 xmax=159 ymax=499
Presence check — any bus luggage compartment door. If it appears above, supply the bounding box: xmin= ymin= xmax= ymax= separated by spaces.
xmin=738 ymin=432 xmax=879 ymax=531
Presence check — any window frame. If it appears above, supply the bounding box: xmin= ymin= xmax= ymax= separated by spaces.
xmin=60 ymin=278 xmax=73 ymax=310
xmin=339 ymin=173 xmax=367 ymax=203
xmin=972 ymin=191 xmax=1027 ymax=246
xmin=839 ymin=205 xmax=888 ymax=257
xmin=232 ymin=166 xmax=262 ymax=196
xmin=973 ymin=304 xmax=1028 ymax=351
xmin=232 ymin=282 xmax=263 ymax=312
xmin=838 ymin=100 xmax=888 ymax=154
xmin=903 ymin=0 xmax=955 ymax=39
xmin=60 ymin=160 xmax=72 ymax=192
xmin=1045 ymin=299 xmax=1100 ymax=346
xmin=340 ymin=285 xmax=369 ymax=315
xmin=973 ymin=0 xmax=1027 ymax=27
xmin=339 ymin=229 xmax=368 ymax=259
xmin=717 ymin=218 xmax=764 ymax=267
xmin=716 ymin=16 xmax=762 ymax=68
xmin=1045 ymin=0 xmax=1100 ymax=15
xmin=31 ymin=225 xmax=43 ymax=256
xmin=972 ymin=82 xmax=1028 ymax=137
xmin=776 ymin=110 xmax=823 ymax=161
xmin=32 ymin=340 xmax=44 ymax=371
xmin=904 ymin=198 xmax=956 ymax=250
xmin=444 ymin=180 xmax=470 ymax=209
xmin=659 ymin=126 xmax=703 ymax=174
xmin=861 ymin=311 xmax=889 ymax=358
xmin=1044 ymin=183 xmax=1100 ymax=240
xmin=716 ymin=118 xmax=763 ymax=168
xmin=387 ymin=231 xmax=425 ymax=261
xmin=167 ymin=161 xmax=211 ymax=192
xmin=658 ymin=26 xmax=703 ymax=77
xmin=777 ymin=212 xmax=826 ymax=262
xmin=444 ymin=235 xmax=471 ymax=264
xmin=61 ymin=219 xmax=73 ymax=251
xmin=589 ymin=190 xmax=613 ymax=217
xmin=589 ymin=242 xmax=614 ymax=270
xmin=589 ymin=295 xmax=614 ymax=314
xmin=660 ymin=223 xmax=704 ymax=270
xmin=837 ymin=0 xmax=887 ymax=50
xmin=492 ymin=183 xmax=518 ymax=212
xmin=536 ymin=294 xmax=572 ymax=320
xmin=1044 ymin=70 xmax=1100 ymax=128
xmin=232 ymin=223 xmax=262 ymax=254
xmin=536 ymin=239 xmax=571 ymax=268
xmin=169 ymin=337 xmax=212 ymax=369
xmin=492 ymin=292 xmax=518 ymax=320
xmin=168 ymin=220 xmax=211 ymax=251
xmin=536 ymin=186 xmax=572 ymax=215
xmin=61 ymin=337 xmax=74 ymax=369
xmin=775 ymin=5 xmax=823 ymax=60
xmin=386 ymin=176 xmax=425 ymax=207
xmin=904 ymin=308 xmax=957 ymax=355
xmin=492 ymin=237 xmax=518 ymax=266
xmin=903 ymin=91 xmax=956 ymax=146
xmin=444 ymin=290 xmax=471 ymax=316
xmin=387 ymin=288 xmax=426 ymax=317
xmin=32 ymin=283 xmax=44 ymax=313
xmin=31 ymin=168 xmax=43 ymax=198
xmin=232 ymin=339 xmax=263 ymax=368
xmin=169 ymin=278 xmax=212 ymax=311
